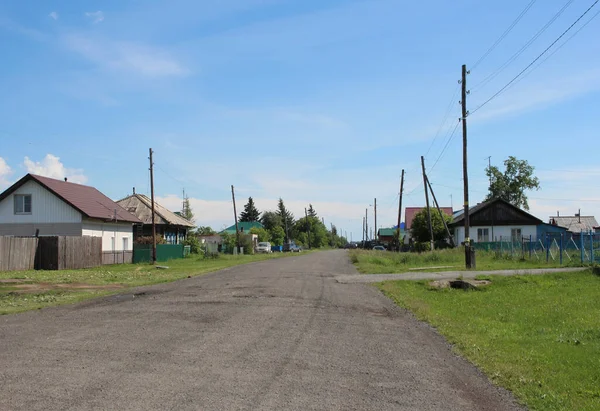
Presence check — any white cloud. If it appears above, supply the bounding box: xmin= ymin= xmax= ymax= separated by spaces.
xmin=49 ymin=12 xmax=59 ymax=20
xmin=23 ymin=154 xmax=88 ymax=184
xmin=85 ymin=11 xmax=104 ymax=24
xmin=63 ymin=34 xmax=189 ymax=77
xmin=0 ymin=157 xmax=13 ymax=188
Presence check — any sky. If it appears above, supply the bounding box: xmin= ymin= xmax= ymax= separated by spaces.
xmin=1 ymin=0 xmax=600 ymax=239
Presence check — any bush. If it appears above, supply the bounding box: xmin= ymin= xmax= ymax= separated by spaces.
xmin=183 ymin=236 xmax=202 ymax=254
xmin=413 ymin=242 xmax=431 ymax=253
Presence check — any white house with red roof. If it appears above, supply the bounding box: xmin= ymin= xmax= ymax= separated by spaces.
xmin=0 ymin=174 xmax=141 ymax=254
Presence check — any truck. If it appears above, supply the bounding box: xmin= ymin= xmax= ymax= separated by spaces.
xmin=283 ymin=241 xmax=302 ymax=252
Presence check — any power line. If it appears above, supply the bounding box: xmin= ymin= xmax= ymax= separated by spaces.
xmin=471 ymin=0 xmax=599 ymax=115
xmin=429 ymin=119 xmax=461 ymax=173
xmin=503 ymin=8 xmax=600 ymax=93
xmin=471 ymin=0 xmax=575 ymax=92
xmin=424 ymin=84 xmax=460 ymax=159
xmin=471 ymin=0 xmax=538 ymax=70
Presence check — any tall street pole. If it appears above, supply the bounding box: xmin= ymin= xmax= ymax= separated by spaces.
xmin=397 ymin=169 xmax=404 ymax=252
xmin=462 ymin=64 xmax=473 ymax=268
xmin=374 ymin=198 xmax=377 ymax=243
xmin=231 ymin=185 xmax=240 ymax=254
xmin=149 ymin=148 xmax=157 ymax=264
xmin=421 ymin=156 xmax=434 ymax=251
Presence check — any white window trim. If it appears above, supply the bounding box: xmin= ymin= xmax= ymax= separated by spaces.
xmin=14 ymin=194 xmax=33 ymax=215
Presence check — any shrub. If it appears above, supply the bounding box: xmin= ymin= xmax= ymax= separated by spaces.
xmin=183 ymin=236 xmax=202 ymax=254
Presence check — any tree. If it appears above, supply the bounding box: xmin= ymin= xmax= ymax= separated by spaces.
xmin=239 ymin=197 xmax=261 ymax=222
xmin=411 ymin=208 xmax=452 ymax=245
xmin=269 ymin=226 xmax=286 ymax=246
xmin=485 ymin=156 xmax=540 ymax=210
xmin=260 ymin=211 xmax=282 ymax=231
xmin=196 ymin=226 xmax=216 ymax=235
xmin=307 ymin=204 xmax=317 ymax=218
xmin=181 ymin=196 xmax=194 ymax=224
xmin=276 ymin=198 xmax=294 ymax=241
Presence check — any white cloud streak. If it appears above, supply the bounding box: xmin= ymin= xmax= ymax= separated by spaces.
xmin=23 ymin=154 xmax=88 ymax=184
xmin=49 ymin=12 xmax=59 ymax=20
xmin=63 ymin=33 xmax=189 ymax=77
xmin=85 ymin=11 xmax=104 ymax=24
xmin=0 ymin=157 xmax=13 ymax=188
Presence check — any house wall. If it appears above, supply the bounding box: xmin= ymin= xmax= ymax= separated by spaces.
xmin=0 ymin=180 xmax=82 ymax=224
xmin=454 ymin=225 xmax=537 ymax=244
xmin=82 ymin=220 xmax=134 ymax=252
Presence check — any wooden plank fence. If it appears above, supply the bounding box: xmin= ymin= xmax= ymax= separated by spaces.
xmin=37 ymin=236 xmax=102 ymax=270
xmin=0 ymin=237 xmax=38 ymax=271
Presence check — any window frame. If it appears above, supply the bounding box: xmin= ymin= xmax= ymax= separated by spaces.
xmin=477 ymin=228 xmax=489 ymax=242
xmin=511 ymin=228 xmax=522 ymax=242
xmin=14 ymin=194 xmax=32 ymax=215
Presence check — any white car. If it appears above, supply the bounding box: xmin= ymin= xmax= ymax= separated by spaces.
xmin=256 ymin=242 xmax=272 ymax=253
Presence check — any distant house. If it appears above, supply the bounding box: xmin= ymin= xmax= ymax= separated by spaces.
xmin=0 ymin=174 xmax=140 ymax=260
xmin=548 ymin=213 xmax=599 ymax=234
xmin=117 ymin=192 xmax=195 ymax=244
xmin=220 ymin=221 xmax=264 ymax=235
xmin=450 ymin=198 xmax=548 ymax=243
xmin=404 ymin=206 xmax=453 ymax=241
xmin=377 ymin=227 xmax=404 ymax=247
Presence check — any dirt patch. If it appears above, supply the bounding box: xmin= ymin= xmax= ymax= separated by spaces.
xmin=2 ymin=282 xmax=126 ymax=294
xmin=0 ymin=279 xmax=30 ymax=284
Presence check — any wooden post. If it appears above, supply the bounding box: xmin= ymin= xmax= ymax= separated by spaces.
xmin=231 ymin=185 xmax=240 ymax=254
xmin=397 ymin=169 xmax=404 ymax=252
xmin=421 ymin=156 xmax=434 ymax=251
xmin=426 ymin=175 xmax=455 ymax=247
xmin=149 ymin=148 xmax=157 ymax=264
xmin=305 ymin=207 xmax=311 ymax=249
xmin=461 ymin=64 xmax=473 ymax=268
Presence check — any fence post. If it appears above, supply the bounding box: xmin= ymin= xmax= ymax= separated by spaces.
xmin=529 ymin=234 xmax=532 ymax=259
xmin=580 ymin=231 xmax=585 ymax=264
xmin=560 ymin=233 xmax=563 ymax=265
xmin=591 ymin=231 xmax=595 ymax=265
xmin=546 ymin=234 xmax=550 ymax=263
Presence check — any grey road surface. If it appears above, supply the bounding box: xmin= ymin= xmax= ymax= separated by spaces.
xmin=0 ymin=250 xmax=522 ymax=410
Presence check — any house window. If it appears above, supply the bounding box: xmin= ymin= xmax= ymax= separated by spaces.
xmin=511 ymin=228 xmax=522 ymax=242
xmin=14 ymin=194 xmax=32 ymax=214
xmin=477 ymin=228 xmax=489 ymax=242
xmin=111 ymin=237 xmax=115 ymax=251
xmin=123 ymin=237 xmax=129 ymax=251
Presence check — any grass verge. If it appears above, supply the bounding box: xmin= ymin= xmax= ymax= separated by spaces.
xmin=0 ymin=252 xmax=301 ymax=315
xmin=350 ymin=248 xmax=583 ymax=273
xmin=378 ymin=269 xmax=600 ymax=410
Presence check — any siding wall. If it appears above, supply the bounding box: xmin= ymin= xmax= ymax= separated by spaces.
xmin=454 ymin=225 xmax=537 ymax=244
xmin=82 ymin=220 xmax=134 ymax=252
xmin=0 ymin=180 xmax=82 ymax=224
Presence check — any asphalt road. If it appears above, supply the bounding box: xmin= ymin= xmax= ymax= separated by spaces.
xmin=0 ymin=250 xmax=522 ymax=410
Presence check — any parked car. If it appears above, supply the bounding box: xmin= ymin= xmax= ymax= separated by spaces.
xmin=373 ymin=245 xmax=386 ymax=251
xmin=256 ymin=242 xmax=272 ymax=253
xmin=283 ymin=241 xmax=302 ymax=252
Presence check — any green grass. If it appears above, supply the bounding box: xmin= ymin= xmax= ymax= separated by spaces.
xmin=350 ymin=248 xmax=583 ymax=273
xmin=378 ymin=270 xmax=600 ymax=410
xmin=0 ymin=252 xmax=299 ymax=315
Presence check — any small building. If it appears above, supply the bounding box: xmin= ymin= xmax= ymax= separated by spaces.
xmin=548 ymin=213 xmax=599 ymax=234
xmin=0 ymin=174 xmax=140 ymax=262
xmin=450 ymin=198 xmax=544 ymax=244
xmin=377 ymin=227 xmax=404 ymax=247
xmin=117 ymin=192 xmax=195 ymax=244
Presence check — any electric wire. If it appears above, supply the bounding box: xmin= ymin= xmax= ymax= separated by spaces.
xmin=471 ymin=0 xmax=599 ymax=115
xmin=471 ymin=0 xmax=538 ymax=70
xmin=471 ymin=0 xmax=575 ymax=92
xmin=428 ymin=119 xmax=461 ymax=173
xmin=424 ymin=84 xmax=460 ymax=159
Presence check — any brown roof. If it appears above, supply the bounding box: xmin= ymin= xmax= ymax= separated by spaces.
xmin=549 ymin=215 xmax=598 ymax=233
xmin=0 ymin=174 xmax=141 ymax=223
xmin=405 ymin=206 xmax=453 ymax=230
xmin=117 ymin=194 xmax=195 ymax=227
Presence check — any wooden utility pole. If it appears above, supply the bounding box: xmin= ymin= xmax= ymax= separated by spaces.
xmin=426 ymin=175 xmax=455 ymax=247
xmin=362 ymin=217 xmax=365 ymax=246
xmin=149 ymin=148 xmax=157 ymax=264
xmin=374 ymin=198 xmax=377 ymax=243
xmin=305 ymin=207 xmax=311 ymax=249
xmin=365 ymin=208 xmax=368 ymax=242
xmin=231 ymin=185 xmax=240 ymax=254
xmin=421 ymin=156 xmax=434 ymax=251
xmin=462 ymin=64 xmax=473 ymax=268
xmin=397 ymin=169 xmax=404 ymax=252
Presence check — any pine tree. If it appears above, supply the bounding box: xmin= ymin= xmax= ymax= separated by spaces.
xmin=277 ymin=198 xmax=294 ymax=241
xmin=307 ymin=204 xmax=317 ymax=217
xmin=182 ymin=196 xmax=195 ymax=224
xmin=239 ymin=197 xmax=261 ymax=222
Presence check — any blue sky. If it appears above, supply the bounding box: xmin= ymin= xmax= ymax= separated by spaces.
xmin=1 ymin=0 xmax=600 ymax=237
